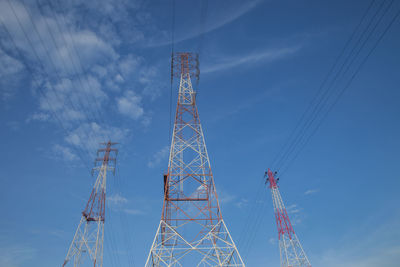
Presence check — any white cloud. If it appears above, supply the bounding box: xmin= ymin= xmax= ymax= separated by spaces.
xmin=26 ymin=112 xmax=51 ymax=122
xmin=304 ymin=188 xmax=319 ymax=195
xmin=0 ymin=48 xmax=24 ymax=100
xmin=286 ymin=204 xmax=300 ymax=214
xmin=0 ymin=48 xmax=23 ymax=75
xmin=0 ymin=244 xmax=36 ymax=267
xmin=117 ymin=90 xmax=144 ymax=120
xmin=147 ymin=0 xmax=262 ymax=47
xmin=64 ymin=122 xmax=130 ymax=153
xmin=217 ymin=188 xmax=236 ymax=204
xmin=119 ymin=54 xmax=142 ymax=78
xmin=148 ymin=146 xmax=169 ymax=168
xmin=108 ymin=193 xmax=128 ymax=206
xmin=123 ymin=208 xmax=144 ymax=215
xmin=52 ymin=144 xmax=77 ymax=161
xmin=235 ymin=198 xmax=249 ymax=209
xmin=139 ymin=65 xmax=163 ymax=100
xmin=314 ymin=218 xmax=400 ymax=267
xmin=202 ymin=46 xmax=301 ymax=74
xmin=0 ymin=0 xmax=165 ymax=163
xmin=268 ymin=237 xmax=276 ymax=245
xmin=106 ymin=193 xmax=145 ymax=215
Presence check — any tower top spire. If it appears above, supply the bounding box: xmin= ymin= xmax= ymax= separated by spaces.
xmin=171 ymin=52 xmax=199 ymax=81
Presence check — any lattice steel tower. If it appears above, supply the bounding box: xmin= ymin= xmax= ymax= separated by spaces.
xmin=62 ymin=141 xmax=118 ymax=267
xmin=146 ymin=52 xmax=245 ymax=267
xmin=265 ymin=169 xmax=311 ymax=267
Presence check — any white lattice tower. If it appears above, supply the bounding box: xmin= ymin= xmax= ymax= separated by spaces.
xmin=62 ymin=141 xmax=117 ymax=267
xmin=145 ymin=52 xmax=245 ymax=267
xmin=265 ymin=169 xmax=311 ymax=267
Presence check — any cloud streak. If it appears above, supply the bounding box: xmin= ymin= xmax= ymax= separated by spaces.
xmin=147 ymin=0 xmax=262 ymax=47
xmin=148 ymin=146 xmax=169 ymax=168
xmin=304 ymin=188 xmax=319 ymax=195
xmin=202 ymin=46 xmax=301 ymax=74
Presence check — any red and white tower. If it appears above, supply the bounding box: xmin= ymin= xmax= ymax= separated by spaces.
xmin=145 ymin=52 xmax=244 ymax=266
xmin=265 ymin=169 xmax=311 ymax=267
xmin=62 ymin=141 xmax=118 ymax=267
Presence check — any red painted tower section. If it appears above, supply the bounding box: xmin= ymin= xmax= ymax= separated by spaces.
xmin=266 ymin=169 xmax=311 ymax=267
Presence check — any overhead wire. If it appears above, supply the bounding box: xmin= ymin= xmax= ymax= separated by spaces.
xmin=6 ymin=0 xmax=99 ymax=160
xmin=31 ymin=0 xmax=110 ymax=144
xmin=238 ymin=0 xmax=400 ymax=258
xmin=275 ymin=0 xmax=395 ymax=173
xmin=270 ymin=0 xmax=379 ymax=171
xmin=280 ymin=0 xmax=400 ymax=177
xmin=39 ymin=0 xmax=113 ymax=142
xmin=273 ymin=0 xmax=387 ymax=172
xmin=196 ymin=0 xmax=209 ymax=96
xmin=0 ymin=2 xmax=93 ymax=171
xmin=115 ymin=164 xmax=137 ymax=267
xmin=168 ymin=0 xmax=176 ymax=146
xmin=247 ymin=0 xmax=396 ymax=258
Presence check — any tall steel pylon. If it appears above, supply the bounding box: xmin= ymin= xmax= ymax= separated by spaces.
xmin=146 ymin=52 xmax=245 ymax=267
xmin=265 ymin=169 xmax=311 ymax=267
xmin=62 ymin=141 xmax=118 ymax=267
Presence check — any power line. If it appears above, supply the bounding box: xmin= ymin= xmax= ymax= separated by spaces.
xmin=6 ymin=0 xmax=100 ymax=159
xmin=31 ymin=0 xmax=110 ymax=143
xmin=276 ymin=0 xmax=395 ymax=173
xmin=270 ymin=0 xmax=379 ymax=171
xmin=44 ymin=0 xmax=113 ymax=141
xmin=280 ymin=2 xmax=400 ymax=177
xmin=168 ymin=0 xmax=176 ymax=147
xmin=0 ymin=4 xmax=93 ymax=171
xmin=273 ymin=0 xmax=388 ymax=172
xmin=239 ymin=0 xmax=400 ymax=258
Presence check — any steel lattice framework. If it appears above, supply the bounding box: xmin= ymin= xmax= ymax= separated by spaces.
xmin=62 ymin=141 xmax=117 ymax=267
xmin=146 ymin=52 xmax=244 ymax=267
xmin=265 ymin=169 xmax=311 ymax=267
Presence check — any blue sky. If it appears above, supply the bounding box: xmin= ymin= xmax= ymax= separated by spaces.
xmin=0 ymin=0 xmax=400 ymax=266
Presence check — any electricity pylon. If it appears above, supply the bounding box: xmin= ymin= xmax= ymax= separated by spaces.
xmin=146 ymin=52 xmax=245 ymax=267
xmin=62 ymin=141 xmax=118 ymax=267
xmin=265 ymin=169 xmax=311 ymax=267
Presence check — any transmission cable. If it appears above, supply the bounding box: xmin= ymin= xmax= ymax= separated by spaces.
xmin=238 ymin=0 xmax=400 ymax=258
xmin=6 ymin=0 xmax=100 ymax=159
xmin=0 ymin=18 xmax=92 ymax=172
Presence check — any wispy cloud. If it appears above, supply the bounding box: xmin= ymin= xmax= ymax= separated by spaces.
xmin=52 ymin=144 xmax=78 ymax=161
xmin=107 ymin=193 xmax=145 ymax=216
xmin=123 ymin=208 xmax=145 ymax=215
xmin=148 ymin=146 xmax=169 ymax=168
xmin=64 ymin=122 xmax=130 ymax=157
xmin=108 ymin=193 xmax=128 ymax=206
xmin=217 ymin=187 xmax=236 ymax=205
xmin=0 ymin=244 xmax=36 ymax=267
xmin=286 ymin=204 xmax=301 ymax=214
xmin=235 ymin=198 xmax=249 ymax=209
xmin=0 ymin=48 xmax=24 ymax=101
xmin=116 ymin=90 xmax=145 ymax=120
xmin=147 ymin=0 xmax=262 ymax=46
xmin=202 ymin=46 xmax=301 ymax=74
xmin=0 ymin=0 xmax=162 ymax=162
xmin=304 ymin=188 xmax=319 ymax=195
xmin=268 ymin=237 xmax=276 ymax=245
xmin=285 ymin=203 xmax=304 ymax=225
xmin=314 ymin=218 xmax=400 ymax=267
